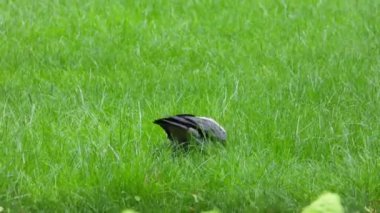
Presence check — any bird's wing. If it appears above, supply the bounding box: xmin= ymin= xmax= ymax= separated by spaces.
xmin=153 ymin=118 xmax=193 ymax=142
xmin=154 ymin=114 xmax=226 ymax=143
xmin=165 ymin=116 xmax=199 ymax=128
xmin=175 ymin=116 xmax=208 ymax=138
xmin=198 ymin=117 xmax=227 ymax=141
xmin=183 ymin=116 xmax=227 ymax=141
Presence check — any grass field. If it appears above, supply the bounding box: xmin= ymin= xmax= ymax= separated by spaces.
xmin=1 ymin=0 xmax=379 ymax=212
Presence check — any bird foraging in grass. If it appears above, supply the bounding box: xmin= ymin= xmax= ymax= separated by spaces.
xmin=153 ymin=114 xmax=227 ymax=149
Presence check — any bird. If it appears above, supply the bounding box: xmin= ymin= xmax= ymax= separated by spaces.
xmin=153 ymin=114 xmax=227 ymax=149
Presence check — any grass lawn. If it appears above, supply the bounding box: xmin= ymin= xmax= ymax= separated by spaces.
xmin=1 ymin=0 xmax=379 ymax=212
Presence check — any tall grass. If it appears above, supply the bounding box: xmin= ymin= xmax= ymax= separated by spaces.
xmin=1 ymin=0 xmax=379 ymax=212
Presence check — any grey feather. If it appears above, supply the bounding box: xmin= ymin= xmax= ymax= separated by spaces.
xmin=153 ymin=114 xmax=227 ymax=146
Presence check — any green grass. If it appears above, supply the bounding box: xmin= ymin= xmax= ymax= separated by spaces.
xmin=1 ymin=0 xmax=379 ymax=212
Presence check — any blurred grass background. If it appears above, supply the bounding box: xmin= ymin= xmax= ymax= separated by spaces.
xmin=0 ymin=0 xmax=379 ymax=212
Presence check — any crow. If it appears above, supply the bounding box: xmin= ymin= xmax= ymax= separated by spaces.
xmin=153 ymin=114 xmax=226 ymax=149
